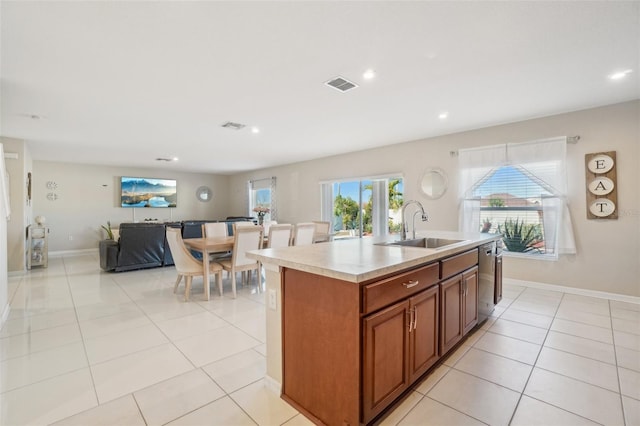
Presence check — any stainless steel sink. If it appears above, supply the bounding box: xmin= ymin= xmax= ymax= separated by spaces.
xmin=377 ymin=237 xmax=467 ymax=249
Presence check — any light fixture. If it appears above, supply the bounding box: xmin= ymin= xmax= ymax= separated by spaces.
xmin=609 ymin=69 xmax=632 ymax=80
xmin=221 ymin=121 xmax=246 ymax=130
xmin=363 ymin=69 xmax=376 ymax=80
xmin=438 ymin=112 xmax=449 ymax=120
xmin=251 ymin=127 xmax=260 ymax=134
xmin=155 ymin=157 xmax=178 ymax=162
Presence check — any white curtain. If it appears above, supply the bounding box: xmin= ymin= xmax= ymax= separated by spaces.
xmin=371 ymin=180 xmax=389 ymax=237
xmin=320 ymin=182 xmax=333 ymax=230
xmin=457 ymin=144 xmax=506 ymax=233
xmin=507 ymin=137 xmax=576 ymax=254
xmin=458 ymin=137 xmax=576 ymax=257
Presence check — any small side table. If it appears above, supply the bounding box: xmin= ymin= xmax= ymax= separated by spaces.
xmin=27 ymin=225 xmax=48 ymax=269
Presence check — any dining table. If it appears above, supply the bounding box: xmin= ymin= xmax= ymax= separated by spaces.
xmin=183 ymin=236 xmax=234 ymax=300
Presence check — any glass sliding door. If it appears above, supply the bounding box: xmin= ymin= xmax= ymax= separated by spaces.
xmin=322 ymin=176 xmax=403 ymax=239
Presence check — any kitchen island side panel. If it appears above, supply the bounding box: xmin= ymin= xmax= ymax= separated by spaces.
xmin=282 ymin=268 xmax=362 ymax=426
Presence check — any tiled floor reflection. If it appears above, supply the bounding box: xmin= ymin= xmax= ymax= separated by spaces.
xmin=1 ymin=254 xmax=638 ymax=425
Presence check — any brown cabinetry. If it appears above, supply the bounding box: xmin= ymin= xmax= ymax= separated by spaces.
xmin=363 ymin=299 xmax=411 ymax=422
xmin=362 ymin=284 xmax=440 ymax=422
xmin=408 ymin=285 xmax=440 ymax=382
xmin=439 ymin=274 xmax=464 ymax=354
xmin=439 ymin=265 xmax=478 ymax=354
xmin=462 ymin=266 xmax=479 ymax=335
xmin=281 ymin=244 xmax=493 ymax=426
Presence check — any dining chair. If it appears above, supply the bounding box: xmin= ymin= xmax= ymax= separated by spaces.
xmin=312 ymin=220 xmax=331 ymax=242
xmin=233 ymin=221 xmax=255 ymax=228
xmin=262 ymin=220 xmax=277 ymax=236
xmin=202 ymin=222 xmax=232 ymax=261
xmin=267 ymin=223 xmax=293 ymax=248
xmin=293 ymin=222 xmax=316 ymax=246
xmin=218 ymin=225 xmax=264 ymax=298
xmin=165 ymin=228 xmax=223 ymax=301
xmin=202 ymin=222 xmax=228 ymax=237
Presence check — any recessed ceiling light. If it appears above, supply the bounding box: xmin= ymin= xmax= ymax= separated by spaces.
xmin=609 ymin=69 xmax=632 ymax=80
xmin=251 ymin=127 xmax=260 ymax=134
xmin=438 ymin=112 xmax=449 ymax=120
xmin=363 ymin=69 xmax=376 ymax=80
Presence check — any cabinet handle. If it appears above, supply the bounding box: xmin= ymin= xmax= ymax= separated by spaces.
xmin=403 ymin=280 xmax=419 ymax=289
xmin=412 ymin=307 xmax=418 ymax=330
xmin=407 ymin=311 xmax=413 ymax=333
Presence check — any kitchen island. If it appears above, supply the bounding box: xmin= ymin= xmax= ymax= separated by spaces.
xmin=248 ymin=231 xmax=501 ymax=426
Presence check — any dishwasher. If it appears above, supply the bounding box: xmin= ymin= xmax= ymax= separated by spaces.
xmin=477 ymin=241 xmax=497 ymax=323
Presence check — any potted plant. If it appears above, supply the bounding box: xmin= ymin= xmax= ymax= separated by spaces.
xmin=497 ymin=218 xmax=542 ymax=253
xmin=481 ymin=218 xmax=492 ymax=233
xmin=101 ymin=221 xmax=114 ymax=240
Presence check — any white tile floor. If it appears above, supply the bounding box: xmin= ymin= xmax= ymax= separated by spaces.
xmin=1 ymin=253 xmax=639 ymax=425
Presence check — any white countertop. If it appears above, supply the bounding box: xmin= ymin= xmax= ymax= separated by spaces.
xmin=247 ymin=231 xmax=501 ymax=283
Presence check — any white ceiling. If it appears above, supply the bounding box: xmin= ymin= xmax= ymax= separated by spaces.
xmin=1 ymin=1 xmax=638 ymax=175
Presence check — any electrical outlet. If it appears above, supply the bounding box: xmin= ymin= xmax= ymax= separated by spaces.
xmin=68 ymin=235 xmax=73 ymax=241
xmin=268 ymin=289 xmax=277 ymax=310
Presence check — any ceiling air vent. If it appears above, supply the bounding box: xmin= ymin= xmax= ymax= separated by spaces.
xmin=221 ymin=121 xmax=246 ymax=130
xmin=325 ymin=76 xmax=358 ymax=92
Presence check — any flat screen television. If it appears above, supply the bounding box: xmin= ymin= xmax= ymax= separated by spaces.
xmin=120 ymin=177 xmax=177 ymax=208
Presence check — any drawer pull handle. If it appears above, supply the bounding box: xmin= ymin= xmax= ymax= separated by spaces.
xmin=403 ymin=280 xmax=419 ymax=289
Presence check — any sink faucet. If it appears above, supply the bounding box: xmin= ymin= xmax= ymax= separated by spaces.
xmin=400 ymin=200 xmax=429 ymax=240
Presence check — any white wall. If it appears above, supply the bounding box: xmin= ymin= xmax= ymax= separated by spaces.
xmin=229 ymin=101 xmax=640 ymax=297
xmin=32 ymin=161 xmax=232 ymax=252
xmin=1 ymin=144 xmax=10 ymax=324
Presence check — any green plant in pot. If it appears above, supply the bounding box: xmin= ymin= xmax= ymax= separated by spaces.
xmin=101 ymin=221 xmax=114 ymax=240
xmin=498 ymin=218 xmax=542 ymax=253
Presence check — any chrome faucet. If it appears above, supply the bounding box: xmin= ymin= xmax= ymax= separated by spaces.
xmin=400 ymin=200 xmax=429 ymax=240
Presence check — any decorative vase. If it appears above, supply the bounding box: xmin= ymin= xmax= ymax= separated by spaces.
xmin=258 ymin=215 xmax=264 ymax=225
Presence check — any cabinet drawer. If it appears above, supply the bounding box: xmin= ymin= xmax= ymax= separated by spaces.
xmin=440 ymin=249 xmax=478 ymax=280
xmin=363 ymin=263 xmax=439 ymax=314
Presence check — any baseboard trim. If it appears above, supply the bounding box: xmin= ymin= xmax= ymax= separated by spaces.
xmin=504 ymin=278 xmax=640 ymax=305
xmin=264 ymin=375 xmax=282 ymax=395
xmin=49 ymin=248 xmax=98 ymax=257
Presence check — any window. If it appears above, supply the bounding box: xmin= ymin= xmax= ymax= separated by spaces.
xmin=458 ymin=137 xmax=576 ymax=259
xmin=320 ymin=176 xmax=403 ymax=239
xmin=248 ymin=177 xmax=276 ymax=221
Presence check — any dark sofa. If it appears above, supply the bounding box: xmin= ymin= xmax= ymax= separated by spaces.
xmin=100 ymin=223 xmax=168 ymax=272
xmin=99 ymin=218 xmax=256 ymax=272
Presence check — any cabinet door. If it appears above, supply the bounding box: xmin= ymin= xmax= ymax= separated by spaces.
xmin=462 ymin=266 xmax=479 ymax=335
xmin=494 ymin=256 xmax=503 ymax=305
xmin=409 ymin=285 xmax=439 ymax=383
xmin=362 ymin=300 xmax=410 ymax=423
xmin=440 ymin=275 xmax=463 ymax=355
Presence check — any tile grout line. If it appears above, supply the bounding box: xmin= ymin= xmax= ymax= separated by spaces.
xmin=609 ymin=298 xmax=628 ymax=426
xmin=393 ymin=295 xmax=517 ymax=426
xmin=505 ymin=289 xmax=563 ymax=425
xmin=114 ymin=269 xmax=269 ymax=426
xmin=60 ymin=255 xmax=102 ymax=419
